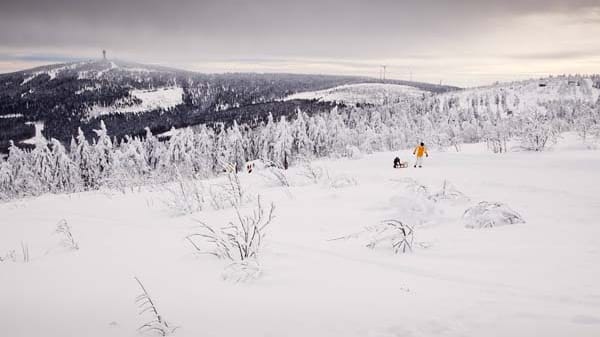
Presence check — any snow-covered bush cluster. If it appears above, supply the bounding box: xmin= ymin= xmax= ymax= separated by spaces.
xmin=463 ymin=201 xmax=525 ymax=228
xmin=186 ymin=197 xmax=275 ymax=280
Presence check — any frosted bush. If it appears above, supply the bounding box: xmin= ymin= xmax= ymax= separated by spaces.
xmin=331 ymin=220 xmax=415 ymax=254
xmin=186 ymin=196 xmax=275 ymax=263
xmin=325 ymin=172 xmax=358 ymax=189
xmin=163 ymin=176 xmax=206 ymax=215
xmin=463 ymin=201 xmax=525 ymax=228
xmin=298 ymin=162 xmax=325 ymax=184
xmin=260 ymin=167 xmax=291 ymax=187
xmin=344 ymin=145 xmax=363 ymax=159
xmin=54 ymin=219 xmax=79 ymax=250
xmin=0 ymin=250 xmax=17 ymax=263
xmin=393 ymin=178 xmax=428 ymax=197
xmin=208 ymin=172 xmax=251 ymax=210
xmin=428 ymin=180 xmax=469 ymax=203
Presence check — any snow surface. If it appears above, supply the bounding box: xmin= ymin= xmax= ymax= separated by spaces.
xmin=0 ymin=113 xmax=24 ymax=119
xmin=286 ymin=83 xmax=427 ymax=105
xmin=88 ymin=87 xmax=184 ymax=117
xmin=1 ymin=133 xmax=600 ymax=337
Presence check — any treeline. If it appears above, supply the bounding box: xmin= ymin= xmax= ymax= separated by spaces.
xmin=2 ymin=95 xmax=599 ymax=201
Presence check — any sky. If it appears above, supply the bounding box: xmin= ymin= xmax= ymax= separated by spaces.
xmin=0 ymin=0 xmax=599 ymax=87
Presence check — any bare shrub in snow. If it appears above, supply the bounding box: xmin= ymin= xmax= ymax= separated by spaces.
xmin=163 ymin=174 xmax=206 ymax=215
xmin=21 ymin=241 xmax=30 ymax=263
xmin=331 ymin=220 xmax=415 ymax=254
xmin=0 ymin=250 xmax=17 ymax=263
xmin=261 ymin=167 xmax=291 ymax=187
xmin=134 ymin=277 xmax=177 ymax=336
xmin=325 ymin=172 xmax=358 ymax=189
xmin=54 ymin=219 xmax=79 ymax=250
xmin=393 ymin=177 xmax=428 ymax=196
xmin=207 ymin=172 xmax=250 ymax=210
xmin=186 ymin=196 xmax=275 ymax=262
xmin=428 ymin=180 xmax=469 ymax=203
xmin=463 ymin=201 xmax=525 ymax=228
xmin=344 ymin=145 xmax=363 ymax=159
xmin=298 ymin=162 xmax=325 ymax=184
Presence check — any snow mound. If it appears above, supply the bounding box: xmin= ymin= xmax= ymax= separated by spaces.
xmin=463 ymin=201 xmax=525 ymax=229
xmin=393 ymin=177 xmax=429 ymax=197
xmin=285 ymin=83 xmax=426 ymax=105
xmin=428 ymin=180 xmax=470 ymax=203
xmin=88 ymin=87 xmax=184 ymax=117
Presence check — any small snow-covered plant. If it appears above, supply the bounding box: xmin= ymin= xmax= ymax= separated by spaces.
xmin=331 ymin=220 xmax=415 ymax=254
xmin=428 ymin=180 xmax=469 ymax=203
xmin=0 ymin=250 xmax=17 ymax=263
xmin=325 ymin=172 xmax=358 ymax=189
xmin=298 ymin=162 xmax=325 ymax=184
xmin=463 ymin=201 xmax=525 ymax=228
xmin=225 ymin=171 xmax=245 ymax=205
xmin=134 ymin=277 xmax=177 ymax=336
xmin=21 ymin=241 xmax=29 ymax=263
xmin=54 ymin=219 xmax=79 ymax=250
xmin=261 ymin=166 xmax=291 ymax=187
xmin=394 ymin=177 xmax=428 ymax=196
xmin=208 ymin=172 xmax=250 ymax=210
xmin=186 ymin=196 xmax=275 ymax=262
xmin=163 ymin=174 xmax=206 ymax=215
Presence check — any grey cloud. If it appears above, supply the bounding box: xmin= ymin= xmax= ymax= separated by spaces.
xmin=0 ymin=0 xmax=599 ymax=85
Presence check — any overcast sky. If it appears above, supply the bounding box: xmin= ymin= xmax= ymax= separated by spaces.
xmin=1 ymin=0 xmax=599 ymax=86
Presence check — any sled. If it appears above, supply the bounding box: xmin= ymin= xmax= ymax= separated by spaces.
xmin=394 ymin=162 xmax=409 ymax=169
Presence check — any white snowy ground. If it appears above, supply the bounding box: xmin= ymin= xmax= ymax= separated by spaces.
xmin=88 ymin=87 xmax=184 ymax=117
xmin=285 ymin=83 xmax=426 ymax=105
xmin=2 ymin=133 xmax=600 ymax=337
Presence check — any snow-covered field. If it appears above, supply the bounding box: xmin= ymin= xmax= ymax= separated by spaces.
xmin=2 ymin=133 xmax=600 ymax=337
xmin=88 ymin=87 xmax=184 ymax=117
xmin=286 ymin=83 xmax=426 ymax=105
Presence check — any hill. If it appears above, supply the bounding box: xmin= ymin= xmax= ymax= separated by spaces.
xmin=0 ymin=59 xmax=452 ymax=152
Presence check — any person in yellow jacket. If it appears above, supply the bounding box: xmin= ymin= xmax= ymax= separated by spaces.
xmin=413 ymin=142 xmax=428 ymax=168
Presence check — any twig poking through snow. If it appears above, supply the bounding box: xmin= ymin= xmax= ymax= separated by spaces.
xmin=134 ymin=277 xmax=177 ymax=336
xmin=330 ymin=219 xmax=415 ymax=254
xmin=54 ymin=219 xmax=79 ymax=250
xmin=21 ymin=241 xmax=29 ymax=263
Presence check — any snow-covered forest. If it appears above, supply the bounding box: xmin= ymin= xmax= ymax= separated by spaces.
xmin=2 ymin=75 xmax=599 ymax=201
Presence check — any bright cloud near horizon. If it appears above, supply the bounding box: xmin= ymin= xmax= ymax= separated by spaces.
xmin=1 ymin=0 xmax=599 ymax=87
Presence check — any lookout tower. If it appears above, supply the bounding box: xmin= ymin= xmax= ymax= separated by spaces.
xmin=102 ymin=50 xmax=107 ymax=60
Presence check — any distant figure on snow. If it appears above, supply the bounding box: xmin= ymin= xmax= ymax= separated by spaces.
xmin=393 ymin=157 xmax=408 ymax=168
xmin=413 ymin=142 xmax=429 ymax=168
